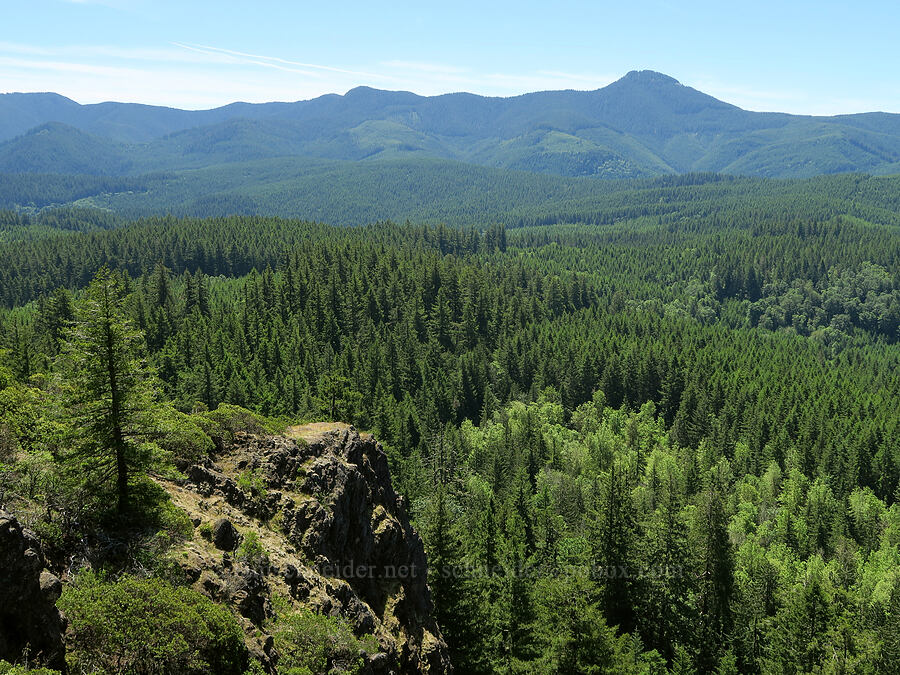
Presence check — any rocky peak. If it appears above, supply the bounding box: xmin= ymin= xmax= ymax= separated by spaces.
xmin=167 ymin=423 xmax=451 ymax=674
xmin=618 ymin=69 xmax=682 ymax=86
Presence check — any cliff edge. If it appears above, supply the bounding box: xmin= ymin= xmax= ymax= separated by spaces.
xmin=163 ymin=422 xmax=451 ymax=674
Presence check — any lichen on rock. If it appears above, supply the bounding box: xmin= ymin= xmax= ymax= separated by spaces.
xmin=167 ymin=422 xmax=451 ymax=674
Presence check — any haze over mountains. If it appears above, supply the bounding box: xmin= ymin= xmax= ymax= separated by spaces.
xmin=3 ymin=70 xmax=900 ymax=180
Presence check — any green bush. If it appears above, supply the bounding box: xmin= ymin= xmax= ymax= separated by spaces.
xmin=58 ymin=572 xmax=248 ymax=675
xmin=29 ymin=518 xmax=64 ymax=553
xmin=0 ymin=661 xmax=60 ymax=675
xmin=269 ymin=597 xmax=378 ymax=675
xmin=126 ymin=477 xmax=194 ymax=540
xmin=237 ymin=468 xmax=267 ymax=499
xmin=241 ymin=661 xmax=267 ymax=675
xmin=197 ymin=404 xmax=281 ymax=443
xmin=236 ymin=530 xmax=269 ymax=569
xmin=0 ymin=383 xmax=42 ymax=452
xmin=154 ymin=407 xmax=215 ymax=465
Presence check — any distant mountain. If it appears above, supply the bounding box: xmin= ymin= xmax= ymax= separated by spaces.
xmin=0 ymin=122 xmax=132 ymax=175
xmin=2 ymin=71 xmax=900 ymax=179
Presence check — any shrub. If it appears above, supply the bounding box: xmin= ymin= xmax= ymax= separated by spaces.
xmin=267 ymin=510 xmax=285 ymax=534
xmin=29 ymin=518 xmax=64 ymax=554
xmin=58 ymin=572 xmax=248 ymax=675
xmin=0 ymin=661 xmax=60 ymax=675
xmin=241 ymin=661 xmax=267 ymax=675
xmin=237 ymin=468 xmax=267 ymax=499
xmin=197 ymin=404 xmax=281 ymax=443
xmin=236 ymin=530 xmax=269 ymax=569
xmin=0 ymin=384 xmax=42 ymax=452
xmin=153 ymin=407 xmax=215 ymax=466
xmin=269 ymin=597 xmax=379 ymax=675
xmin=126 ymin=477 xmax=194 ymax=540
xmin=0 ymin=423 xmax=13 ymax=461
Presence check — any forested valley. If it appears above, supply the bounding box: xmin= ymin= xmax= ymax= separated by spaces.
xmin=1 ymin=176 xmax=899 ymax=674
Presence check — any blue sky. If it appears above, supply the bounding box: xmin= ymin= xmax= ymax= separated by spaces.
xmin=2 ymin=0 xmax=898 ymax=114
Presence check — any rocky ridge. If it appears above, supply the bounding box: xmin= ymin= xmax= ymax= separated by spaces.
xmin=163 ymin=422 xmax=450 ymax=674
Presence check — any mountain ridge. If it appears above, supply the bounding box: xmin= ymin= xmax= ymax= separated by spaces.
xmin=3 ymin=70 xmax=900 ymax=179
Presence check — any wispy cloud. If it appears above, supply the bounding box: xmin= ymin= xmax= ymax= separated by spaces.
xmin=0 ymin=42 xmax=53 ymax=56
xmin=0 ymin=41 xmax=230 ymax=65
xmin=174 ymin=43 xmax=401 ymax=82
xmin=173 ymin=44 xmax=322 ymax=78
xmin=0 ymin=39 xmax=625 ymax=108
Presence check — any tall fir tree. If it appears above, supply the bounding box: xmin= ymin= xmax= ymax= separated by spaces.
xmin=56 ymin=267 xmax=159 ymax=516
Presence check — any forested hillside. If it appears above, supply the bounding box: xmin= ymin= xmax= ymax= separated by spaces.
xmin=1 ymin=181 xmax=899 ymax=672
xmin=3 ymin=165 xmax=900 ymax=232
xmin=4 ymin=71 xmax=900 ymax=179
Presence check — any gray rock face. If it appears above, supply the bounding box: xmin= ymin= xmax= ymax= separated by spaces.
xmin=227 ymin=567 xmax=272 ymax=627
xmin=0 ymin=510 xmax=66 ymax=672
xmin=281 ymin=428 xmax=451 ymax=673
xmin=212 ymin=517 xmax=240 ymax=551
xmin=184 ymin=426 xmax=452 ymax=674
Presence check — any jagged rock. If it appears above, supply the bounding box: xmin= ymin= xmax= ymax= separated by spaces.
xmin=178 ymin=425 xmax=452 ymax=674
xmin=212 ymin=517 xmax=240 ymax=551
xmin=284 ymin=428 xmax=450 ymax=673
xmin=174 ymin=549 xmax=205 ymax=584
xmin=0 ymin=510 xmax=66 ymax=672
xmin=198 ymin=570 xmax=224 ymax=599
xmin=187 ymin=464 xmax=247 ymax=506
xmin=227 ymin=568 xmax=272 ymax=626
xmin=39 ymin=571 xmax=63 ymax=603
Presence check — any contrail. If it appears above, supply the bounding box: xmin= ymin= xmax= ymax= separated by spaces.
xmin=172 ymin=42 xmax=396 ymax=82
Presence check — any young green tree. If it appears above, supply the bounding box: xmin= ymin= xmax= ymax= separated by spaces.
xmin=422 ymin=488 xmax=479 ymax=668
xmin=56 ymin=267 xmax=158 ymax=516
xmin=695 ymin=471 xmax=734 ymax=671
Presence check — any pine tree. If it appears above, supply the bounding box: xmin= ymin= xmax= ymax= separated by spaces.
xmin=56 ymin=267 xmax=159 ymax=516
xmin=423 ymin=488 xmax=473 ymax=665
xmin=592 ymin=461 xmax=636 ymax=632
xmin=695 ymin=476 xmax=734 ymax=671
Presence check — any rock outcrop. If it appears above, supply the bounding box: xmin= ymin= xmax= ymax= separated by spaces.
xmin=212 ymin=517 xmax=241 ymax=551
xmin=166 ymin=423 xmax=451 ymax=674
xmin=0 ymin=510 xmax=66 ymax=672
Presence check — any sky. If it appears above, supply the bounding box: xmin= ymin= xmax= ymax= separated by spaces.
xmin=2 ymin=0 xmax=899 ymax=115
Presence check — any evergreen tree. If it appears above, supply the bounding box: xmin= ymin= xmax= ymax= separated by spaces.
xmin=423 ymin=488 xmax=475 ymax=667
xmin=695 ymin=470 xmax=734 ymax=671
xmin=56 ymin=268 xmax=159 ymax=516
